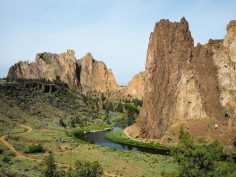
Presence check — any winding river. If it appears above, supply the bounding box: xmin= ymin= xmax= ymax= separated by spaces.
xmin=77 ymin=123 xmax=170 ymax=155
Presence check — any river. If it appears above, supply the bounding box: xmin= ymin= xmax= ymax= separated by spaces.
xmin=77 ymin=123 xmax=170 ymax=155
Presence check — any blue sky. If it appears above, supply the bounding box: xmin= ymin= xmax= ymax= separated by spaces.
xmin=0 ymin=0 xmax=236 ymax=85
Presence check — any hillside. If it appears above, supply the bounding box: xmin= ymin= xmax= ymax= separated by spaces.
xmin=0 ymin=78 xmax=177 ymax=177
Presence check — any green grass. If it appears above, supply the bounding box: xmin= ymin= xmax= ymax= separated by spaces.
xmin=54 ymin=144 xmax=177 ymax=177
xmin=0 ymin=157 xmax=43 ymax=177
xmin=0 ymin=82 xmax=178 ymax=176
xmin=0 ymin=124 xmax=26 ymax=136
xmin=69 ymin=123 xmax=111 ymax=135
xmin=105 ymin=130 xmax=170 ymax=151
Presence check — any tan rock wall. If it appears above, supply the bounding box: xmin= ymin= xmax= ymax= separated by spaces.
xmin=126 ymin=71 xmax=145 ymax=99
xmin=137 ymin=18 xmax=236 ymax=141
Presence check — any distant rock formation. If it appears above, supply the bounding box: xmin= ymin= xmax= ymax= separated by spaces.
xmin=8 ymin=50 xmax=118 ymax=93
xmin=77 ymin=53 xmax=118 ymax=92
xmin=137 ymin=18 xmax=236 ymax=145
xmin=8 ymin=50 xmax=79 ymax=89
xmin=125 ymin=71 xmax=145 ymax=99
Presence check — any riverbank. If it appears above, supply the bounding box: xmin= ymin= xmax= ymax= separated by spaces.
xmin=66 ymin=124 xmax=112 ymax=143
xmin=105 ymin=130 xmax=170 ymax=151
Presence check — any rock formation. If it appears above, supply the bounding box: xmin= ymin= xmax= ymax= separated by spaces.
xmin=137 ymin=18 xmax=236 ymax=145
xmin=77 ymin=53 xmax=118 ymax=92
xmin=8 ymin=50 xmax=79 ymax=89
xmin=8 ymin=50 xmax=118 ymax=92
xmin=125 ymin=71 xmax=145 ymax=99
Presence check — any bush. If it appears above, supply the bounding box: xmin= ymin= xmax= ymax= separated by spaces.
xmin=59 ymin=119 xmax=67 ymax=128
xmin=42 ymin=152 xmax=57 ymax=177
xmin=26 ymin=144 xmax=45 ymax=153
xmin=132 ymin=98 xmax=143 ymax=107
xmin=42 ymin=153 xmax=103 ymax=177
xmin=115 ymin=102 xmax=124 ymax=113
xmin=172 ymin=130 xmax=236 ymax=177
xmin=2 ymin=155 xmax=11 ymax=164
xmin=74 ymin=160 xmax=103 ymax=177
xmin=178 ymin=125 xmax=184 ymax=140
xmin=0 ymin=148 xmax=4 ymax=154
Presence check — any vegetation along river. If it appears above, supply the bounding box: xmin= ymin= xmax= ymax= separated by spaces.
xmin=77 ymin=122 xmax=170 ymax=155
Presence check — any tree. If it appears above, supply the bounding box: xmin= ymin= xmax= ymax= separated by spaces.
xmin=59 ymin=119 xmax=66 ymax=129
xmin=178 ymin=124 xmax=184 ymax=140
xmin=42 ymin=152 xmax=57 ymax=177
xmin=105 ymin=101 xmax=113 ymax=124
xmin=74 ymin=160 xmax=103 ymax=177
xmin=125 ymin=104 xmax=139 ymax=126
xmin=101 ymin=92 xmax=106 ymax=102
xmin=172 ymin=130 xmax=235 ymax=177
xmin=132 ymin=98 xmax=143 ymax=107
xmin=70 ymin=119 xmax=76 ymax=128
xmin=115 ymin=102 xmax=123 ymax=113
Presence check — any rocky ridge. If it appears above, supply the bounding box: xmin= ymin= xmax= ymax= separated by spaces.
xmin=136 ymin=18 xmax=236 ymax=146
xmin=124 ymin=71 xmax=145 ymax=99
xmin=8 ymin=50 xmax=119 ymax=93
xmin=77 ymin=53 xmax=118 ymax=92
xmin=8 ymin=50 xmax=79 ymax=89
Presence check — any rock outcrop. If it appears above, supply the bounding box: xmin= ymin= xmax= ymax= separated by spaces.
xmin=8 ymin=50 xmax=118 ymax=92
xmin=137 ymin=18 xmax=236 ymax=145
xmin=77 ymin=53 xmax=118 ymax=92
xmin=8 ymin=50 xmax=79 ymax=89
xmin=125 ymin=71 xmax=145 ymax=99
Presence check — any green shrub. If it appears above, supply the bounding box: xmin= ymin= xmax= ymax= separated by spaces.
xmin=132 ymin=98 xmax=143 ymax=107
xmin=0 ymin=148 xmax=4 ymax=154
xmin=172 ymin=130 xmax=236 ymax=177
xmin=178 ymin=125 xmax=184 ymax=140
xmin=42 ymin=152 xmax=57 ymax=177
xmin=42 ymin=153 xmax=103 ymax=177
xmin=115 ymin=102 xmax=124 ymax=113
xmin=2 ymin=155 xmax=11 ymax=164
xmin=26 ymin=144 xmax=45 ymax=153
xmin=59 ymin=119 xmax=67 ymax=128
xmin=74 ymin=160 xmax=103 ymax=177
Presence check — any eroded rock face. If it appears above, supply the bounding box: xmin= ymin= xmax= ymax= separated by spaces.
xmin=125 ymin=71 xmax=145 ymax=99
xmin=8 ymin=50 xmax=80 ymax=89
xmin=77 ymin=53 xmax=118 ymax=92
xmin=8 ymin=50 xmax=118 ymax=92
xmin=137 ymin=18 xmax=236 ymax=143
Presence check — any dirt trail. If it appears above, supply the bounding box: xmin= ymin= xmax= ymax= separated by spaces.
xmin=0 ymin=125 xmax=120 ymax=177
xmin=0 ymin=125 xmax=31 ymax=157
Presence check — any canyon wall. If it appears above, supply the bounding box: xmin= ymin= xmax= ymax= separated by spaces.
xmin=137 ymin=18 xmax=236 ymax=144
xmin=8 ymin=50 xmax=79 ymax=89
xmin=8 ymin=50 xmax=145 ymax=99
xmin=77 ymin=53 xmax=118 ymax=92
xmin=125 ymin=71 xmax=145 ymax=99
xmin=8 ymin=50 xmax=118 ymax=93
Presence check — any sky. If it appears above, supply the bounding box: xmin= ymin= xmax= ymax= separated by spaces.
xmin=0 ymin=0 xmax=236 ymax=85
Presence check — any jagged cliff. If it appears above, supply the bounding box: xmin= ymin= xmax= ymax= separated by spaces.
xmin=137 ymin=18 xmax=236 ymax=145
xmin=8 ymin=50 xmax=79 ymax=89
xmin=77 ymin=53 xmax=118 ymax=92
xmin=125 ymin=71 xmax=145 ymax=99
xmin=8 ymin=50 xmax=118 ymax=93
